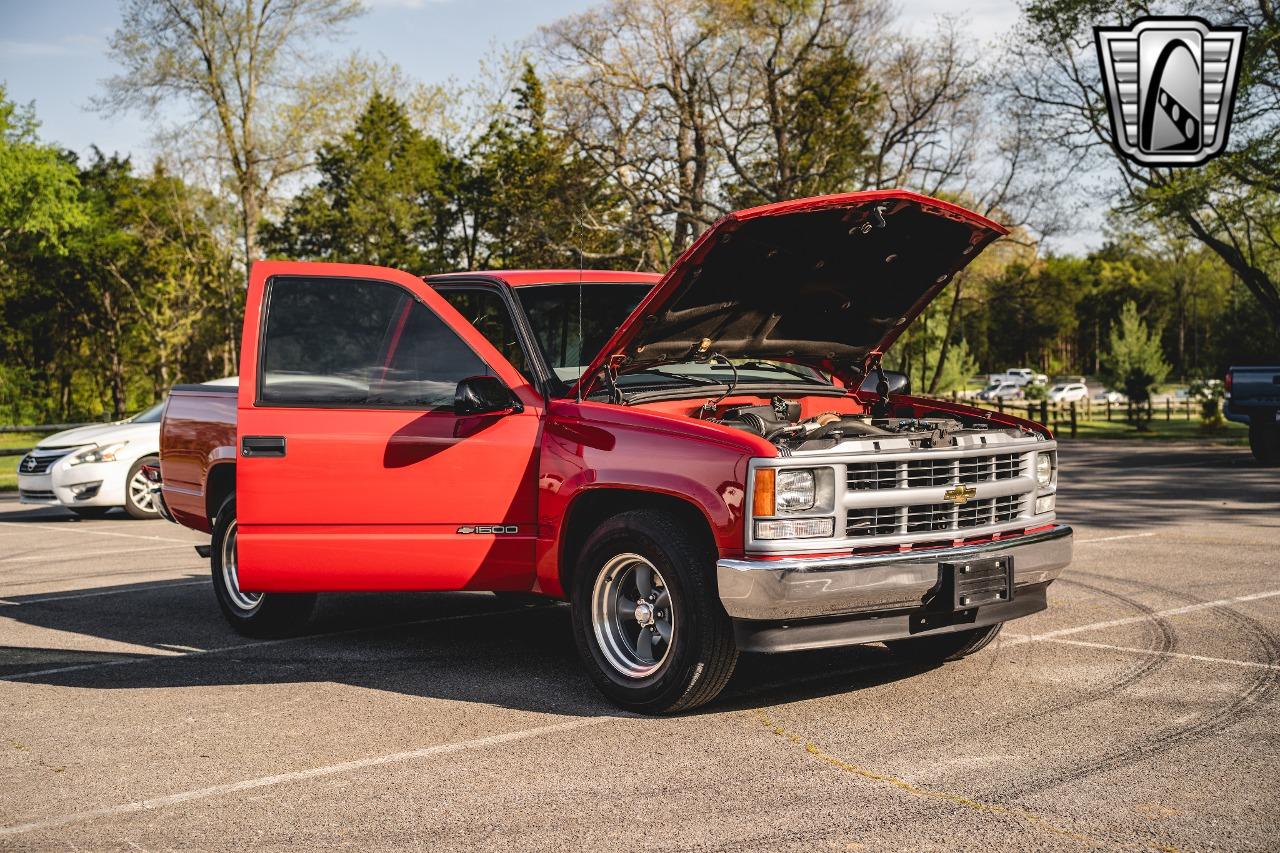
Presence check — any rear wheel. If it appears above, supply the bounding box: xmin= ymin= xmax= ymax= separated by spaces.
xmin=885 ymin=622 xmax=1003 ymax=663
xmin=1248 ymin=420 xmax=1280 ymax=466
xmin=123 ymin=456 xmax=161 ymax=519
xmin=210 ymin=497 xmax=316 ymax=637
xmin=570 ymin=509 xmax=737 ymax=714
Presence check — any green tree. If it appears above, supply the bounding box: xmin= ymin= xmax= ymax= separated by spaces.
xmin=464 ymin=63 xmax=637 ymax=269
xmin=1101 ymin=301 xmax=1171 ymax=430
xmin=0 ymin=88 xmax=86 ymax=254
xmin=263 ymin=92 xmax=457 ymax=271
xmin=99 ymin=0 xmax=365 ymax=262
xmin=1010 ymin=0 xmax=1280 ymax=332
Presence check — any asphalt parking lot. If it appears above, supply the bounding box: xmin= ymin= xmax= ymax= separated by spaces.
xmin=1 ymin=441 xmax=1277 ymax=852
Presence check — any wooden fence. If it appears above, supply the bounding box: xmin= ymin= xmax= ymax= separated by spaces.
xmin=938 ymin=393 xmax=1208 ymax=438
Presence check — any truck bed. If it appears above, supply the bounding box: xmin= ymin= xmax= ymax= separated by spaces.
xmin=160 ymin=384 xmax=237 ymax=534
xmin=1225 ymin=366 xmax=1280 ymax=424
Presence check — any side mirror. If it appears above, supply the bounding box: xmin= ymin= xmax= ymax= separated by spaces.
xmin=858 ymin=370 xmax=911 ymax=396
xmin=455 ymin=375 xmax=523 ymax=416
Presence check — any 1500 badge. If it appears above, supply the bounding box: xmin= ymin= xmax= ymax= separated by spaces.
xmin=457 ymin=525 xmax=519 ymax=535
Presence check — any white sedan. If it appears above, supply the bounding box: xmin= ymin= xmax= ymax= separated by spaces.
xmin=1048 ymin=382 xmax=1089 ymax=403
xmin=16 ymin=378 xmax=236 ymax=519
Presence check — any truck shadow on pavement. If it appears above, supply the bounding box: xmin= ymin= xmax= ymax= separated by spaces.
xmin=0 ymin=577 xmax=927 ymax=714
xmin=1055 ymin=442 xmax=1280 ymax=533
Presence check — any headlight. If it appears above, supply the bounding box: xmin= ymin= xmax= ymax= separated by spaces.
xmin=775 ymin=469 xmax=816 ymax=512
xmin=1035 ymin=452 xmax=1055 ymax=487
xmin=70 ymin=442 xmax=129 ymax=466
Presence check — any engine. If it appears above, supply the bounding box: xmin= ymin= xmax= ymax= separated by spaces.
xmin=709 ymin=398 xmax=1025 ymax=453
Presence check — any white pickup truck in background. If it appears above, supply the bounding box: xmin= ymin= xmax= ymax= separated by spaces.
xmin=988 ymin=368 xmax=1048 ymax=387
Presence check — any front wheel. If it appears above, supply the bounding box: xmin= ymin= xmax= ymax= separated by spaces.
xmin=884 ymin=622 xmax=1004 ymax=663
xmin=210 ymin=497 xmax=316 ymax=637
xmin=124 ymin=456 xmax=161 ymax=519
xmin=570 ymin=509 xmax=738 ymax=714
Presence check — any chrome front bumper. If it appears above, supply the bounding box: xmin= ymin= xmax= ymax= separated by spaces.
xmin=717 ymin=524 xmax=1072 ymax=621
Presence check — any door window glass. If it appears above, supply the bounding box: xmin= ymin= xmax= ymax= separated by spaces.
xmin=438 ymin=288 xmax=529 ymax=379
xmin=260 ymin=277 xmax=487 ymax=409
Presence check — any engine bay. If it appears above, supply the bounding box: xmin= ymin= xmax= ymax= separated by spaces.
xmin=709 ymin=397 xmax=1030 ymax=453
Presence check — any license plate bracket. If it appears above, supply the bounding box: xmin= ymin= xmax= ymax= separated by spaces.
xmin=941 ymin=556 xmax=1014 ymax=610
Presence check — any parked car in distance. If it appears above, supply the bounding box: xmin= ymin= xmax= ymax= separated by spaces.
xmin=1224 ymin=366 xmax=1280 ymax=465
xmin=978 ymin=381 xmax=1025 ymax=401
xmin=17 ymin=377 xmax=237 ymax=518
xmin=1094 ymin=389 xmax=1126 ymax=404
xmin=989 ymin=368 xmax=1048 ymax=387
xmin=1047 ymin=382 xmax=1088 ymax=403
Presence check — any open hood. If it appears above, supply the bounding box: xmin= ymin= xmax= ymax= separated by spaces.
xmin=579 ymin=190 xmax=1006 ymax=393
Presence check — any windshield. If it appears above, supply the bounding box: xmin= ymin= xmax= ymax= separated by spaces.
xmin=1050 ymin=385 xmax=1067 ymax=393
xmin=516 ymin=281 xmax=831 ymax=397
xmin=128 ymin=402 xmax=165 ymax=423
xmin=516 ymin=283 xmax=652 ymax=387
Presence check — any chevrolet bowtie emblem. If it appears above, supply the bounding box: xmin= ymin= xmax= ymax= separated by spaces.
xmin=943 ymin=484 xmax=977 ymax=505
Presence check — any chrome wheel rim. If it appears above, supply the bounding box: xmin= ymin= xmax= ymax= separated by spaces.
xmin=128 ymin=469 xmax=155 ymax=514
xmin=221 ymin=519 xmax=262 ymax=613
xmin=591 ymin=553 xmax=674 ymax=678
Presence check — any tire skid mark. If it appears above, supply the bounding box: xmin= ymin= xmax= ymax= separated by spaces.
xmin=749 ymin=711 xmax=1156 ymax=852
xmin=889 ymin=578 xmax=1177 ymax=757
xmin=997 ymin=571 xmax=1280 ymax=800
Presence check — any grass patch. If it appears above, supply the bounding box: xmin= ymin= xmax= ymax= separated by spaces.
xmin=0 ymin=431 xmax=44 ymax=452
xmin=1057 ymin=418 xmax=1247 ymax=443
xmin=0 ymin=467 xmax=17 ymax=492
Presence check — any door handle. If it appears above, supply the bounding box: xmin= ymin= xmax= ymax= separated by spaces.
xmin=241 ymin=436 xmax=286 ymax=458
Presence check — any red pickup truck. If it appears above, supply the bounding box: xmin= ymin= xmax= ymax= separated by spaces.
xmin=159 ymin=190 xmax=1072 ymax=713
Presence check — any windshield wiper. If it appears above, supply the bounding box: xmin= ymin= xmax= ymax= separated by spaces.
xmin=623 ymin=368 xmax=721 ymax=386
xmin=713 ymin=360 xmax=824 ymax=383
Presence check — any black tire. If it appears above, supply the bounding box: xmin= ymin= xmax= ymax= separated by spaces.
xmin=884 ymin=622 xmax=1004 ymax=663
xmin=210 ymin=497 xmax=316 ymax=638
xmin=1248 ymin=421 xmax=1280 ymax=466
xmin=123 ymin=456 xmax=161 ymax=519
xmin=569 ymin=509 xmax=738 ymax=714
xmin=69 ymin=506 xmax=112 ymax=519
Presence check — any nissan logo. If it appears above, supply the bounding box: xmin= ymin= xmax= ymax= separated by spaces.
xmin=20 ymin=456 xmax=36 ymax=473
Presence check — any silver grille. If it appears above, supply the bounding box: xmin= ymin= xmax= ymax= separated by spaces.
xmin=847 ymin=494 xmax=1025 ymax=538
xmin=843 ymin=451 xmax=1033 ymax=540
xmin=18 ymin=447 xmax=77 ymax=475
xmin=846 ymin=453 xmax=1024 ymax=491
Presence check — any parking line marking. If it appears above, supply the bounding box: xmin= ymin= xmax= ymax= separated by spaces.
xmin=0 ymin=580 xmax=210 ymax=605
xmin=0 ymin=521 xmax=197 ymax=545
xmin=1 ymin=544 xmax=195 ymax=563
xmin=0 ymin=603 xmax=556 ymax=682
xmin=1076 ymin=532 xmax=1157 ymax=543
xmin=0 ymin=717 xmax=611 ymax=837
xmin=1004 ymin=633 xmax=1280 ymax=670
xmin=1013 ymin=588 xmax=1280 ymax=641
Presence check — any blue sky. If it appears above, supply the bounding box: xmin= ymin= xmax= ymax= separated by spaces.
xmin=0 ymin=0 xmax=604 ymax=158
xmin=1 ymin=0 xmax=1018 ymax=159
xmin=1 ymin=1 xmax=1092 ymax=248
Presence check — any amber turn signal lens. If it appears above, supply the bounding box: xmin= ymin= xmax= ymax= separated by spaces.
xmin=753 ymin=468 xmax=776 ymax=517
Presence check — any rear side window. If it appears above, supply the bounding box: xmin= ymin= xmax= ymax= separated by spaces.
xmin=259 ymin=277 xmax=487 ymax=409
